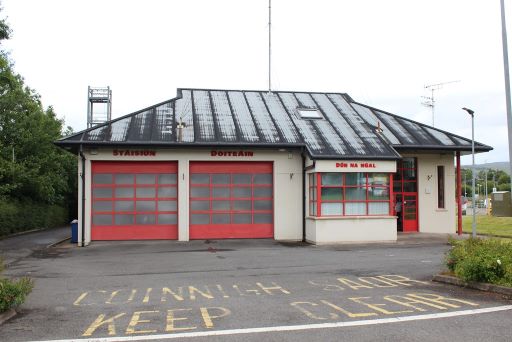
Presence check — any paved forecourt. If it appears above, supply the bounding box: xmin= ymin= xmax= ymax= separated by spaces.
xmin=0 ymin=239 xmax=510 ymax=341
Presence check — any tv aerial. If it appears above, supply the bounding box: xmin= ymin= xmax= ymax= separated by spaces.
xmin=421 ymin=80 xmax=460 ymax=127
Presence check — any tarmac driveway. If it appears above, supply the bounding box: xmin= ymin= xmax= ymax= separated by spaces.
xmin=0 ymin=234 xmax=511 ymax=342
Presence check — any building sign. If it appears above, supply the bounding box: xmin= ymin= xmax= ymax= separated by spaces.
xmin=312 ymin=160 xmax=396 ymax=173
xmin=211 ymin=151 xmax=254 ymax=157
xmin=113 ymin=149 xmax=156 ymax=156
xmin=336 ymin=162 xmax=376 ymax=169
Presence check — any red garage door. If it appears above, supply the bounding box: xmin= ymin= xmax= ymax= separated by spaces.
xmin=189 ymin=162 xmax=273 ymax=239
xmin=91 ymin=161 xmax=178 ymax=240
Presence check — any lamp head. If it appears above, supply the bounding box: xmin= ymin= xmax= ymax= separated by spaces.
xmin=462 ymin=107 xmax=475 ymax=116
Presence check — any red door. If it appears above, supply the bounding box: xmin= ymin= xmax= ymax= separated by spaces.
xmin=189 ymin=162 xmax=273 ymax=239
xmin=91 ymin=161 xmax=178 ymax=240
xmin=402 ymin=193 xmax=418 ymax=232
xmin=394 ymin=158 xmax=419 ymax=232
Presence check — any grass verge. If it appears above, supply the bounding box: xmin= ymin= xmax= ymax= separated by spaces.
xmin=461 ymin=215 xmax=512 ymax=238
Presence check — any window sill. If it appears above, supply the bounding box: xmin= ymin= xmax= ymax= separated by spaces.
xmin=306 ymin=215 xmax=395 ymax=220
xmin=436 ymin=209 xmax=448 ymax=212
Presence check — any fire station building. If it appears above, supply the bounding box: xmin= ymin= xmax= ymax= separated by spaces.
xmin=56 ymin=88 xmax=491 ymax=246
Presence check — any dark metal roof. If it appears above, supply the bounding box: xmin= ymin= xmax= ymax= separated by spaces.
xmin=56 ymin=88 xmax=492 ymax=159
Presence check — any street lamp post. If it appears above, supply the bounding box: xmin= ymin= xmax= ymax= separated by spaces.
xmin=463 ymin=107 xmax=477 ymax=238
xmin=464 ymin=171 xmax=467 ymax=197
xmin=484 ymin=169 xmax=488 ymax=210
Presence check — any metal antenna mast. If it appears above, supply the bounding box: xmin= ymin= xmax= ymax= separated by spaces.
xmin=268 ymin=0 xmax=272 ymax=92
xmin=87 ymin=86 xmax=112 ymax=128
xmin=422 ymin=80 xmax=459 ymax=126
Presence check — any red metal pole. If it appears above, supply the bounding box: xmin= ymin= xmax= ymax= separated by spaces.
xmin=456 ymin=151 xmax=463 ymax=235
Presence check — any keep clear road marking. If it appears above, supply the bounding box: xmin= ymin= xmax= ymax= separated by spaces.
xmin=30 ymin=305 xmax=512 ymax=342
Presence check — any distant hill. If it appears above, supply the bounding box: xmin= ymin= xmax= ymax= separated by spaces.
xmin=462 ymin=161 xmax=510 ymax=174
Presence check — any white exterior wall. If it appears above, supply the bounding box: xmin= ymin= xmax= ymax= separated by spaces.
xmin=77 ymin=155 xmax=93 ymax=246
xmin=305 ymin=159 xmax=397 ymax=243
xmin=306 ymin=217 xmax=396 ymax=243
xmin=404 ymin=153 xmax=456 ymax=234
xmin=78 ymin=148 xmax=303 ymax=245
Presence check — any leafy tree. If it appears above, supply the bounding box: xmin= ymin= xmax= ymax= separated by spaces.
xmin=0 ymin=5 xmax=10 ymax=42
xmin=0 ymin=7 xmax=77 ymax=224
xmin=498 ymin=172 xmax=511 ymax=186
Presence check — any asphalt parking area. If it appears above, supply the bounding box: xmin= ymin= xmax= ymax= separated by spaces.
xmin=1 ymin=239 xmax=511 ymax=342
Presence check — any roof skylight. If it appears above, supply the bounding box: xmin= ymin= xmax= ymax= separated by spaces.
xmin=298 ymin=108 xmax=322 ymax=119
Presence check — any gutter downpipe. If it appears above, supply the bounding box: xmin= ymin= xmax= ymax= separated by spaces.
xmin=79 ymin=145 xmax=86 ymax=247
xmin=456 ymin=151 xmax=462 ymax=235
xmin=301 ymin=150 xmax=306 ymax=242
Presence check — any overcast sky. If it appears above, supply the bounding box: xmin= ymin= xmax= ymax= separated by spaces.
xmin=2 ymin=0 xmax=511 ymax=164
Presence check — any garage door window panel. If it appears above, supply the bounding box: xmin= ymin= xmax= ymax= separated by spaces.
xmin=158 ymin=174 xmax=176 ymax=184
xmin=158 ymin=200 xmax=176 ymax=211
xmin=254 ymin=187 xmax=272 ymax=198
xmin=93 ymin=174 xmax=113 ymax=184
xmin=213 ymin=187 xmax=230 ymax=198
xmin=254 ymin=213 xmax=272 ymax=223
xmin=233 ymin=187 xmax=251 ymax=198
xmin=191 ymin=174 xmax=210 ymax=184
xmin=93 ymin=214 xmax=112 ymax=225
xmin=191 ymin=214 xmax=210 ymax=224
xmin=115 ymin=201 xmax=134 ymax=212
xmin=115 ymin=188 xmax=134 ymax=198
xmin=136 ymin=200 xmax=156 ymax=212
xmin=158 ymin=214 xmax=177 ymax=224
xmin=212 ymin=200 xmax=230 ymax=211
xmin=136 ymin=187 xmax=156 ymax=198
xmin=212 ymin=214 xmax=230 ymax=224
xmin=212 ymin=174 xmax=230 ymax=184
xmin=136 ymin=215 xmax=156 ymax=225
xmin=94 ymin=188 xmax=113 ymax=198
xmin=191 ymin=186 xmax=210 ymax=198
xmin=93 ymin=201 xmax=113 ymax=212
xmin=115 ymin=214 xmax=134 ymax=225
xmin=116 ymin=174 xmax=134 ymax=184
xmin=158 ymin=187 xmax=177 ymax=198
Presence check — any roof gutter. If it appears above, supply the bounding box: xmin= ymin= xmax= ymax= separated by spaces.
xmin=79 ymin=145 xmax=86 ymax=247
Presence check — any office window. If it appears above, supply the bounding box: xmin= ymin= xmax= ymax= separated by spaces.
xmin=309 ymin=172 xmax=391 ymax=216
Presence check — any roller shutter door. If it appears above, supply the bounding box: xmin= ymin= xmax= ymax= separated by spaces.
xmin=189 ymin=162 xmax=273 ymax=239
xmin=91 ymin=161 xmax=178 ymax=240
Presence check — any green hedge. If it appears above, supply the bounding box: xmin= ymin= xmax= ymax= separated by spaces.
xmin=0 ymin=199 xmax=68 ymax=237
xmin=446 ymin=238 xmax=512 ymax=287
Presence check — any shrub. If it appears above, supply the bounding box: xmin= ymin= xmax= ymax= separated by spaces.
xmin=0 ymin=258 xmax=34 ymax=312
xmin=0 ymin=277 xmax=34 ymax=312
xmin=446 ymin=238 xmax=512 ymax=287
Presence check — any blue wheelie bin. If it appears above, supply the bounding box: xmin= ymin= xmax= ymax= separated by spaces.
xmin=71 ymin=219 xmax=78 ymax=243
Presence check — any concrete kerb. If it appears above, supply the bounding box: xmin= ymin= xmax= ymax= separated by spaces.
xmin=0 ymin=226 xmax=68 ymax=241
xmin=46 ymin=236 xmax=71 ymax=249
xmin=0 ymin=309 xmax=16 ymax=326
xmin=433 ymin=274 xmax=512 ymax=299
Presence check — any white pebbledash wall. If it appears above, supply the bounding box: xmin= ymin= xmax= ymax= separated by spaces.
xmin=77 ymin=148 xmax=304 ymax=245
xmin=407 ymin=152 xmax=456 ymax=234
